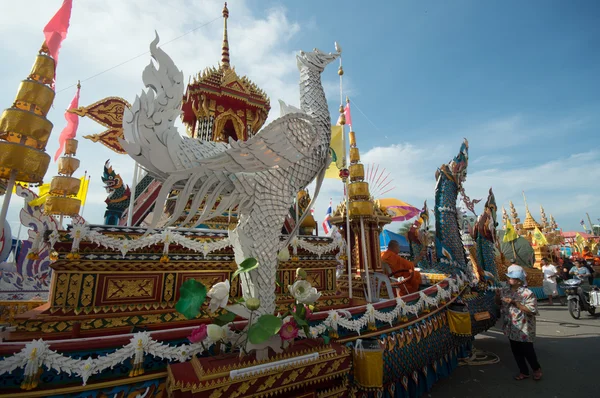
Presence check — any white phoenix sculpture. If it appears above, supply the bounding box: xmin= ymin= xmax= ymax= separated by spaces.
xmin=120 ymin=34 xmax=340 ymax=315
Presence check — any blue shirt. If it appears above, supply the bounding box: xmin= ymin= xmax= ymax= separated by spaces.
xmin=570 ymin=266 xmax=591 ymax=278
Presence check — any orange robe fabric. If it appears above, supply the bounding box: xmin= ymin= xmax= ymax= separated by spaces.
xmin=381 ymin=250 xmax=422 ymax=294
xmin=583 ymin=250 xmax=593 ymax=260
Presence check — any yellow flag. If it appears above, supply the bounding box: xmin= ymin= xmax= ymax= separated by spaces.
xmin=324 ymin=126 xmax=344 ymax=180
xmin=27 ymin=183 xmax=51 ymax=207
xmin=575 ymin=232 xmax=585 ymax=246
xmin=76 ymin=176 xmax=90 ymax=206
xmin=532 ymin=226 xmax=548 ymax=246
xmin=503 ymin=220 xmax=518 ymax=242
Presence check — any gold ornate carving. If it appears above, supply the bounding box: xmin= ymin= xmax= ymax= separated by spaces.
xmin=216 ymin=105 xmax=225 ymax=113
xmin=80 ymin=275 xmax=95 ymax=307
xmin=236 ymin=109 xmax=245 ymax=117
xmin=163 ymin=273 xmax=175 ymax=302
xmin=281 ymin=369 xmax=300 ymax=385
xmin=53 ymin=273 xmax=69 ymax=307
xmin=107 ymin=279 xmax=155 ymax=299
xmin=256 ymin=372 xmax=284 ymax=392
xmin=213 ymin=109 xmax=244 ymax=141
xmin=51 ymin=260 xmax=235 ymax=272
xmin=305 ymin=362 xmax=327 ymax=378
xmin=229 ymin=379 xmax=258 ymax=398
xmin=66 ymin=274 xmax=82 ymax=308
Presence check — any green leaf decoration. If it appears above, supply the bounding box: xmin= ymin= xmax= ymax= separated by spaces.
xmin=295 ymin=304 xmax=306 ymax=319
xmin=323 ymin=334 xmax=331 ymax=344
xmin=231 ymin=258 xmax=259 ymax=281
xmin=248 ymin=314 xmax=283 ymax=344
xmin=213 ymin=310 xmax=237 ymax=326
xmin=292 ymin=312 xmax=308 ymax=327
xmin=174 ymin=279 xmax=207 ymax=320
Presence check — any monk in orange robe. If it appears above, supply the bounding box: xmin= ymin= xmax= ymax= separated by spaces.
xmin=582 ymin=246 xmax=594 ymax=260
xmin=381 ymin=240 xmax=422 ymax=294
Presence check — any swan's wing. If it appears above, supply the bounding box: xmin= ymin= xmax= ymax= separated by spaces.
xmin=182 ymin=112 xmax=318 ymax=175
xmin=278 ymin=99 xmax=303 ymax=116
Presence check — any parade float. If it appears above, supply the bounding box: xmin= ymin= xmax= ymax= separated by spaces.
xmin=0 ymin=3 xmax=499 ymax=397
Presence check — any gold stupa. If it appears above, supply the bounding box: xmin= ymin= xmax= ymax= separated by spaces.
xmin=0 ymin=43 xmax=56 ymax=185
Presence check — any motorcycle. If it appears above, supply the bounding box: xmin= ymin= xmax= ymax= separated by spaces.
xmin=560 ymin=278 xmax=600 ymax=319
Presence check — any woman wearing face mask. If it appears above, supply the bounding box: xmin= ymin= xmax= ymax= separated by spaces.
xmin=495 ymin=265 xmax=542 ymax=381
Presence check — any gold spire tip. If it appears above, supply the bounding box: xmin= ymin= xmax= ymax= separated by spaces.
xmin=76 ymin=80 xmax=81 ymax=89
xmin=338 ymin=65 xmax=343 ymax=76
xmin=346 ymin=96 xmax=350 ymax=103
xmin=221 ymin=2 xmax=230 ymax=69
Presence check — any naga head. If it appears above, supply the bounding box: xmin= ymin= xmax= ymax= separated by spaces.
xmin=102 ymin=160 xmax=124 ymax=198
xmin=296 ymin=42 xmax=342 ymax=73
xmin=449 ymin=138 xmax=469 ymax=185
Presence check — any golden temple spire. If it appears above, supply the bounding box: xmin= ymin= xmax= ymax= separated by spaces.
xmin=0 ymin=42 xmax=57 ymax=232
xmin=521 ymin=191 xmax=540 ymax=230
xmin=221 ymin=2 xmax=230 ymax=70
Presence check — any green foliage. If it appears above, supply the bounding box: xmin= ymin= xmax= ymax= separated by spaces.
xmin=248 ymin=314 xmax=283 ymax=344
xmin=231 ymin=258 xmax=259 ymax=281
xmin=175 ymin=279 xmax=207 ymax=320
xmin=213 ymin=311 xmax=236 ymax=326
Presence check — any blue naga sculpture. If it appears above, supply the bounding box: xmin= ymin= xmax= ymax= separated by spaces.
xmin=433 ymin=139 xmax=470 ymax=274
xmin=472 ymin=188 xmax=500 ymax=281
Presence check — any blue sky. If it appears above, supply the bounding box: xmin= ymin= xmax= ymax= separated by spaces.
xmin=1 ymin=0 xmax=599 ymax=237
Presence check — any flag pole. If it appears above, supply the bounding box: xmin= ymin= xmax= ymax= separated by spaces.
xmin=338 ymin=59 xmax=353 ymax=299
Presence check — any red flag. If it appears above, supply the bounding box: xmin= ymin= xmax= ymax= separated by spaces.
xmin=43 ymin=0 xmax=73 ymax=66
xmin=344 ymin=103 xmax=352 ymax=128
xmin=54 ymin=84 xmax=80 ymax=161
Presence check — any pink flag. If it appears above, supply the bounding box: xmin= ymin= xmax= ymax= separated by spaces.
xmin=344 ymin=103 xmax=352 ymax=128
xmin=43 ymin=0 xmax=73 ymax=66
xmin=54 ymin=85 xmax=80 ymax=161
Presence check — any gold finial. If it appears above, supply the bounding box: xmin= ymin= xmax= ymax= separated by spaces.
xmin=337 ymin=105 xmax=345 ymax=125
xmin=221 ymin=2 xmax=230 ymax=70
xmin=346 ymin=96 xmax=350 ymax=104
xmin=76 ymin=80 xmax=81 ymax=89
xmin=338 ymin=65 xmax=343 ymax=76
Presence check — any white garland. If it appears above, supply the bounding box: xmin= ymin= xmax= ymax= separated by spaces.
xmin=0 ymin=276 xmax=467 ymax=387
xmin=0 ymin=333 xmax=212 ymax=386
xmin=67 ymin=220 xmax=342 ymax=259
xmin=291 ymin=230 xmax=345 ymax=258
xmin=307 ymin=274 xmax=464 ymax=337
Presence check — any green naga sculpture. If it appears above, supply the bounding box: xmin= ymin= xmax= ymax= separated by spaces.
xmin=102 ymin=160 xmax=131 ymax=225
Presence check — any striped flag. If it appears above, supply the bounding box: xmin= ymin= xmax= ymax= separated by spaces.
xmin=322 ymin=200 xmax=332 ymax=235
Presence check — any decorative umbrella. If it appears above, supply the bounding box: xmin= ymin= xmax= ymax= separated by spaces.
xmin=378 ymin=198 xmax=421 ymax=222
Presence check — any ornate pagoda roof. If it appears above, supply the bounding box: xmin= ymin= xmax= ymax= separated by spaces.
xmin=522 ymin=209 xmax=540 ymax=230
xmin=180 ymin=3 xmax=270 ymax=134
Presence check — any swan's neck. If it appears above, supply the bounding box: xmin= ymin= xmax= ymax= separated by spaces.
xmin=299 ymin=68 xmax=331 ymax=141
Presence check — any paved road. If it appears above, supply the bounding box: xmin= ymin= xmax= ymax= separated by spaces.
xmin=429 ymin=302 xmax=600 ymax=398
